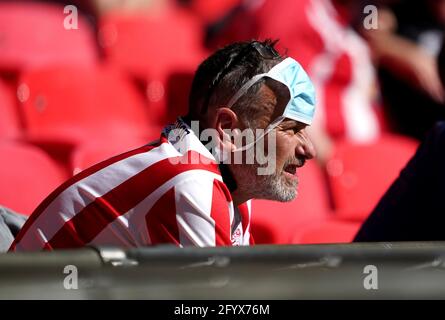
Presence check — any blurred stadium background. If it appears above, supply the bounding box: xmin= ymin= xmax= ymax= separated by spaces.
xmin=2 ymin=0 xmax=445 ymax=246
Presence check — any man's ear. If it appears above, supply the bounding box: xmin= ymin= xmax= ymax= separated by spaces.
xmin=214 ymin=107 xmax=239 ymax=152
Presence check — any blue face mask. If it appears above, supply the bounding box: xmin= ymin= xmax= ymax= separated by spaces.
xmin=225 ymin=57 xmax=316 ymax=152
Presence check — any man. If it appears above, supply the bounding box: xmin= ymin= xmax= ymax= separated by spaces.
xmin=10 ymin=39 xmax=316 ymax=251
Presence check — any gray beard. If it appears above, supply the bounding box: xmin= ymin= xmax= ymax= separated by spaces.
xmin=231 ymin=163 xmax=298 ymax=202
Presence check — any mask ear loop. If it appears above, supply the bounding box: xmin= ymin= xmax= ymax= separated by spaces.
xmin=232 ymin=116 xmax=285 ymax=152
xmin=213 ymin=116 xmax=285 ymax=162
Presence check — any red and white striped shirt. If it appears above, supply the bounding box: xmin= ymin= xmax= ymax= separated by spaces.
xmin=10 ymin=119 xmax=253 ymax=251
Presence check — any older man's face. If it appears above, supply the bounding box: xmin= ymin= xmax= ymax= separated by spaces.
xmin=231 ymin=81 xmax=316 ymax=202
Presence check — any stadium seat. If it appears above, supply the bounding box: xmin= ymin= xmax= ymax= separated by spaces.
xmin=290 ymin=219 xmax=362 ymax=244
xmin=251 ymin=160 xmax=332 ymax=244
xmin=71 ymin=127 xmax=162 ymax=174
xmin=326 ymin=134 xmax=418 ymax=222
xmin=188 ymin=0 xmax=241 ymax=24
xmin=18 ymin=65 xmax=153 ymax=145
xmin=0 ymin=142 xmax=67 ymax=215
xmin=0 ymin=2 xmax=98 ymax=72
xmin=98 ymin=7 xmax=208 ymax=123
xmin=0 ymin=79 xmax=20 ymax=140
xmin=165 ymin=72 xmax=195 ymax=124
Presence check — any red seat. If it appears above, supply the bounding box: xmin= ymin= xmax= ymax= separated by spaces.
xmin=0 ymin=2 xmax=98 ymax=72
xmin=188 ymin=0 xmax=241 ymax=24
xmin=18 ymin=65 xmax=153 ymax=145
xmin=291 ymin=219 xmax=361 ymax=244
xmin=0 ymin=79 xmax=20 ymax=140
xmin=0 ymin=142 xmax=67 ymax=215
xmin=98 ymin=7 xmax=208 ymax=123
xmin=251 ymin=160 xmax=332 ymax=244
xmin=326 ymin=134 xmax=418 ymax=222
xmin=71 ymin=127 xmax=162 ymax=175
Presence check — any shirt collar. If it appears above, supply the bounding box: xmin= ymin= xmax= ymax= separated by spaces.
xmin=165 ymin=117 xmax=238 ymax=192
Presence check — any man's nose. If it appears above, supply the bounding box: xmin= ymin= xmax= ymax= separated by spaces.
xmin=296 ymin=131 xmax=316 ymax=160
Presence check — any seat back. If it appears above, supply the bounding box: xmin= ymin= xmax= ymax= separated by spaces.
xmin=291 ymin=219 xmax=361 ymax=244
xmin=0 ymin=142 xmax=67 ymax=215
xmin=0 ymin=2 xmax=98 ymax=72
xmin=71 ymin=129 xmax=161 ymax=175
xmin=18 ymin=66 xmax=152 ymax=144
xmin=0 ymin=79 xmax=20 ymax=139
xmin=98 ymin=8 xmax=207 ymax=123
xmin=326 ymin=134 xmax=418 ymax=221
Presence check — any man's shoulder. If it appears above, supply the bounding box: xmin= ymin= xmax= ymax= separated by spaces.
xmin=62 ymin=137 xmax=222 ymax=199
xmin=173 ymin=168 xmax=232 ymax=206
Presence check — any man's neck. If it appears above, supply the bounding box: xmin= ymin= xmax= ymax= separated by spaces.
xmin=218 ymin=163 xmax=251 ymax=206
xmin=231 ymin=190 xmax=252 ymax=207
xmin=180 ymin=117 xmax=251 ymax=206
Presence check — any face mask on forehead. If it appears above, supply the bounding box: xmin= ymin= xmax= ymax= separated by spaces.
xmin=225 ymin=57 xmax=316 ymax=152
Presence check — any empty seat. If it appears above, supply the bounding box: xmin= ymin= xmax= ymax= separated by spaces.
xmin=98 ymin=7 xmax=208 ymax=123
xmin=0 ymin=79 xmax=20 ymax=140
xmin=251 ymin=160 xmax=332 ymax=244
xmin=0 ymin=2 xmax=98 ymax=72
xmin=188 ymin=0 xmax=241 ymax=24
xmin=291 ymin=219 xmax=361 ymax=244
xmin=99 ymin=7 xmax=206 ymax=79
xmin=18 ymin=65 xmax=153 ymax=145
xmin=326 ymin=134 xmax=418 ymax=222
xmin=71 ymin=127 xmax=162 ymax=174
xmin=0 ymin=142 xmax=67 ymax=215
